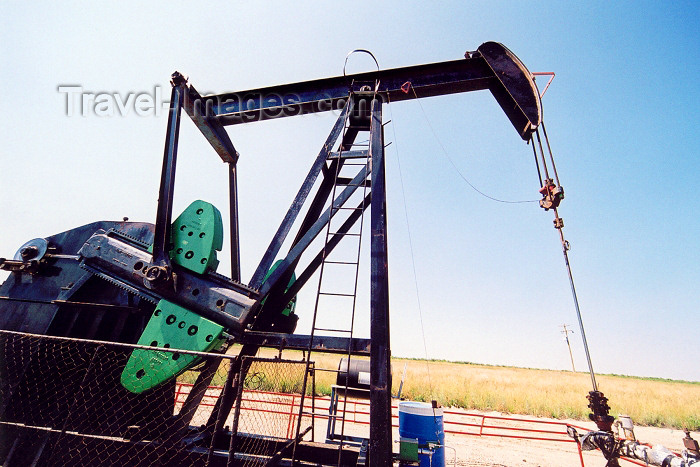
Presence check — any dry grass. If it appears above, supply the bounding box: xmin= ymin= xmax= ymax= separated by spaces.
xmin=185 ymin=346 xmax=699 ymax=431
xmin=394 ymin=359 xmax=700 ymax=430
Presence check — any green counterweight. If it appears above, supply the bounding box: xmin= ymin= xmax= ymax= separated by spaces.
xmin=122 ymin=200 xmax=225 ymax=393
xmin=168 ymin=199 xmax=224 ymax=274
xmin=121 ymin=300 xmax=224 ymax=394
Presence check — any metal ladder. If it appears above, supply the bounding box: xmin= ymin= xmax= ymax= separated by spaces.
xmin=293 ymin=88 xmax=375 ymax=464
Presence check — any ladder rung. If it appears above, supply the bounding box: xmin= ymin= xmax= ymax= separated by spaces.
xmin=328 ymin=232 xmax=361 ymax=237
xmin=324 ymin=261 xmax=359 ymax=265
xmin=318 ymin=292 xmax=356 ymax=298
xmin=335 ymin=178 xmax=370 ymax=186
xmin=328 ymin=150 xmax=369 ymax=160
xmin=313 ymin=327 xmax=353 ymax=333
xmin=331 ymin=206 xmax=363 ymax=212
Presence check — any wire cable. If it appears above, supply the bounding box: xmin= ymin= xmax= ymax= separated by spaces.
xmin=386 ymin=99 xmax=434 ymax=400
xmin=388 ymin=97 xmax=448 ymax=446
xmin=408 ymin=85 xmax=538 ymax=204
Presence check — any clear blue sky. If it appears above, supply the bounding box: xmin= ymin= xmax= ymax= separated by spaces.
xmin=1 ymin=2 xmax=698 ymax=382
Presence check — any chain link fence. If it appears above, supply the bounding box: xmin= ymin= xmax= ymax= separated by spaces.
xmin=0 ymin=330 xmax=312 ymax=466
xmin=230 ymin=357 xmax=313 ymax=466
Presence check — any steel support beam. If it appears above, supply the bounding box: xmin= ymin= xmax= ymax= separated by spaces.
xmin=183 ymin=81 xmax=239 ymax=164
xmin=367 ymin=97 xmax=392 ymax=466
xmin=239 ymin=331 xmax=371 ymax=356
xmin=253 ymin=159 xmax=341 ymax=324
xmin=249 ymin=104 xmax=349 ymax=289
xmin=152 ymin=77 xmax=185 ymax=270
xmin=180 ymin=42 xmax=542 ymax=140
xmin=203 ymin=57 xmax=496 ymax=125
xmin=278 ymin=193 xmax=371 ymax=308
xmin=257 ymin=165 xmax=368 ymax=298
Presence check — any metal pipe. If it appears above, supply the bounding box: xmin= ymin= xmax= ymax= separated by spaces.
xmin=228 ymin=163 xmax=241 ymax=282
xmin=535 ymin=129 xmax=552 ymax=182
xmin=554 ymin=208 xmax=598 ymax=392
xmin=541 ymin=122 xmax=562 ymax=187
xmin=152 ymin=79 xmax=185 ymax=270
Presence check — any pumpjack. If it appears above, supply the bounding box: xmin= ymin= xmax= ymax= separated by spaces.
xmin=0 ymin=42 xmax=547 ymax=466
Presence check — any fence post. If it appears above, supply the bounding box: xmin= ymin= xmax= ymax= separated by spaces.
xmin=208 ymin=365 xmax=236 ymax=464
xmin=226 ymin=371 xmax=245 ymax=467
xmin=574 ymin=429 xmax=585 ymax=467
xmin=287 ymin=394 xmax=296 ymax=439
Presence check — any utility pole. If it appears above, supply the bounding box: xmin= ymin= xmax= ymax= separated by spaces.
xmin=561 ymin=324 xmax=576 ymax=372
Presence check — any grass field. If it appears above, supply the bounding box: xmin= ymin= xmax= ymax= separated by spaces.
xmin=391 ymin=358 xmax=700 ymax=431
xmin=189 ymin=346 xmax=699 ymax=431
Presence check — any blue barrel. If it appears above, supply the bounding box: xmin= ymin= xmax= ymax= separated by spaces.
xmin=398 ymin=401 xmax=445 ymax=467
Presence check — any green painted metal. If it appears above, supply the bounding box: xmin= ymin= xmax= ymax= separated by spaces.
xmin=399 ymin=437 xmax=420 ymax=464
xmin=170 ymin=200 xmax=223 ymax=274
xmin=123 ymin=200 xmax=226 ymax=393
xmin=121 ymin=299 xmax=224 ymax=393
xmin=147 ymin=200 xmax=223 ymax=274
xmin=263 ymin=259 xmax=297 ymax=317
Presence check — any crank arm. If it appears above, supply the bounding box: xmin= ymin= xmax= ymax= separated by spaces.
xmin=78 ymin=229 xmax=258 ymax=334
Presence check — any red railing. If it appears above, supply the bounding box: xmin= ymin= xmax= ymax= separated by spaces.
xmin=173 ymin=383 xmax=652 ymax=466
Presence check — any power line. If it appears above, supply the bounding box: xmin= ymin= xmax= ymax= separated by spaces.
xmin=561 ymin=324 xmax=576 ymax=372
